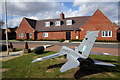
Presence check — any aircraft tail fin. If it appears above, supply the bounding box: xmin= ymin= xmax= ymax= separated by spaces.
xmin=76 ymin=31 xmax=99 ymax=59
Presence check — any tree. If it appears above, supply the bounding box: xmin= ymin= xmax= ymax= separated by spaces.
xmin=0 ymin=20 xmax=4 ymax=28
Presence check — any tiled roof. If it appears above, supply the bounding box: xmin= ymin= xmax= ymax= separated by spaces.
xmin=25 ymin=18 xmax=36 ymax=29
xmin=35 ymin=16 xmax=91 ymax=32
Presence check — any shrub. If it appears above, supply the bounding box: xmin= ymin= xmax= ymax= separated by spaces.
xmin=0 ymin=44 xmax=7 ymax=51
xmin=37 ymin=39 xmax=59 ymax=41
xmin=37 ymin=39 xmax=43 ymax=41
xmin=17 ymin=39 xmax=34 ymax=41
xmin=59 ymin=39 xmax=65 ymax=42
xmin=17 ymin=39 xmax=26 ymax=41
xmin=70 ymin=39 xmax=82 ymax=42
xmin=95 ymin=40 xmax=119 ymax=42
xmin=27 ymin=39 xmax=34 ymax=41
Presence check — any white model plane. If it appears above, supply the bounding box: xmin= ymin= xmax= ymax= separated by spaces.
xmin=32 ymin=31 xmax=115 ymax=72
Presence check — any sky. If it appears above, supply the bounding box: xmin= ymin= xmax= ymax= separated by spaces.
xmin=0 ymin=0 xmax=120 ymax=28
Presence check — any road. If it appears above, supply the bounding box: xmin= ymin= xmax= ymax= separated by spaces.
xmin=0 ymin=41 xmax=119 ymax=49
xmin=0 ymin=41 xmax=119 ymax=56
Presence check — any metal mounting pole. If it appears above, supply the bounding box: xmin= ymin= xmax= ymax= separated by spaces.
xmin=5 ymin=0 xmax=9 ymax=55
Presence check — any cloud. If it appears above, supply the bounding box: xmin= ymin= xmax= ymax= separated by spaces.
xmin=115 ymin=20 xmax=120 ymax=25
xmin=68 ymin=2 xmax=118 ymax=23
xmin=73 ymin=0 xmax=119 ymax=3
xmin=5 ymin=2 xmax=61 ymax=16
xmin=3 ymin=0 xmax=120 ymax=2
xmin=1 ymin=1 xmax=119 ymax=28
xmin=1 ymin=1 xmax=63 ymax=28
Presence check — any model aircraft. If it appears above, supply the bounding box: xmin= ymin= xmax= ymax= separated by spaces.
xmin=32 ymin=31 xmax=115 ymax=72
xmin=33 ymin=45 xmax=53 ymax=54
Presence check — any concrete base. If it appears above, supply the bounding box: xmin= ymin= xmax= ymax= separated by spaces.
xmin=8 ymin=48 xmax=15 ymax=52
xmin=63 ymin=40 xmax=70 ymax=43
xmin=23 ymin=49 xmax=31 ymax=54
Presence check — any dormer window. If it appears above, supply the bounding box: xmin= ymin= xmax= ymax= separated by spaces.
xmin=66 ymin=20 xmax=72 ymax=25
xmin=45 ymin=21 xmax=50 ymax=27
xmin=55 ymin=21 xmax=61 ymax=26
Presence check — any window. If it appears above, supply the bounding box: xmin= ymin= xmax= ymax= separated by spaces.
xmin=76 ymin=36 xmax=78 ymax=39
xmin=55 ymin=21 xmax=61 ymax=26
xmin=45 ymin=22 xmax=50 ymax=27
xmin=44 ymin=33 xmax=48 ymax=37
xmin=66 ymin=20 xmax=72 ymax=25
xmin=19 ymin=33 xmax=23 ymax=38
xmin=102 ymin=31 xmax=112 ymax=37
xmin=29 ymin=33 xmax=32 ymax=38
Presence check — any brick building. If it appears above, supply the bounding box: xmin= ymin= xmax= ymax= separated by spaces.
xmin=16 ymin=9 xmax=120 ymax=41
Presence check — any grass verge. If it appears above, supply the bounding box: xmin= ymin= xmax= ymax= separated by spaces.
xmin=2 ymin=51 xmax=120 ymax=79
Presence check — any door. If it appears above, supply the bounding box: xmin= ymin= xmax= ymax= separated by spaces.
xmin=26 ymin=33 xmax=29 ymax=39
xmin=117 ymin=32 xmax=120 ymax=41
xmin=34 ymin=32 xmax=37 ymax=40
xmin=66 ymin=32 xmax=71 ymax=40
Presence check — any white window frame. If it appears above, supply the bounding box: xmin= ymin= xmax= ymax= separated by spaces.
xmin=102 ymin=31 xmax=112 ymax=37
xmin=19 ymin=33 xmax=23 ymax=38
xmin=45 ymin=21 xmax=50 ymax=27
xmin=66 ymin=20 xmax=72 ymax=25
xmin=55 ymin=21 xmax=61 ymax=26
xmin=44 ymin=33 xmax=48 ymax=37
xmin=29 ymin=33 xmax=32 ymax=38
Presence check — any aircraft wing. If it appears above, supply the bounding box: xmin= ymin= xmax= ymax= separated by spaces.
xmin=90 ymin=52 xmax=112 ymax=55
xmin=32 ymin=52 xmax=66 ymax=63
xmin=60 ymin=54 xmax=80 ymax=72
xmin=60 ymin=59 xmax=79 ymax=72
xmin=94 ymin=60 xmax=115 ymax=66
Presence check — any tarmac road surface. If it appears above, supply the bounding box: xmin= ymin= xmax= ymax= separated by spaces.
xmin=0 ymin=41 xmax=119 ymax=49
xmin=0 ymin=41 xmax=119 ymax=56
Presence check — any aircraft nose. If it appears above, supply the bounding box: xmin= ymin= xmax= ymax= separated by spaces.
xmin=62 ymin=46 xmax=68 ymax=49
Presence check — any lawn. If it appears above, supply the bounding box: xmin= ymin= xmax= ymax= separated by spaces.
xmin=2 ymin=51 xmax=120 ymax=79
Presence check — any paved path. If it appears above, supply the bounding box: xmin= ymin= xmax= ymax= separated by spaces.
xmin=0 ymin=51 xmax=24 ymax=61
xmin=0 ymin=48 xmax=35 ymax=61
xmin=0 ymin=41 xmax=119 ymax=62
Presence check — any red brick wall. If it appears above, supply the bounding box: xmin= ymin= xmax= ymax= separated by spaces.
xmin=37 ymin=31 xmax=66 ymax=40
xmin=71 ymin=31 xmax=80 ymax=39
xmin=37 ymin=31 xmax=80 ymax=40
xmin=16 ymin=18 xmax=35 ymax=39
xmin=80 ymin=9 xmax=119 ymax=41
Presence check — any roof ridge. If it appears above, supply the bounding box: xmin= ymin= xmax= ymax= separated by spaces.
xmin=24 ymin=17 xmax=36 ymax=21
xmin=37 ymin=16 xmax=91 ymax=21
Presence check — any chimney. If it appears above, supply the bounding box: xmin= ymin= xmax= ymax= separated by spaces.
xmin=60 ymin=12 xmax=64 ymax=20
